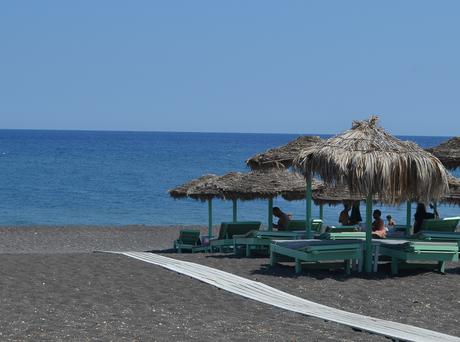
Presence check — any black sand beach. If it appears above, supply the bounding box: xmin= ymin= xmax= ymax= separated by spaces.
xmin=1 ymin=225 xmax=459 ymax=341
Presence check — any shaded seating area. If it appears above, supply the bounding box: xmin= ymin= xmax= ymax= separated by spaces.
xmin=210 ymin=221 xmax=261 ymax=252
xmin=269 ymin=239 xmax=362 ymax=274
xmin=420 ymin=216 xmax=460 ymax=232
xmin=377 ymin=240 xmax=459 ymax=275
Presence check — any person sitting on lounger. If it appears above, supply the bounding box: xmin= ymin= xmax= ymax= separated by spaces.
xmin=372 ymin=209 xmax=386 ymax=238
xmin=338 ymin=203 xmax=351 ymax=226
xmin=273 ymin=207 xmax=291 ymax=231
xmin=349 ymin=201 xmax=362 ymax=226
xmin=413 ymin=203 xmax=437 ymax=234
xmin=386 ymin=215 xmax=396 ymax=228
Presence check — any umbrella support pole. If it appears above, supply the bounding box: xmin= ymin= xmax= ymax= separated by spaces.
xmin=268 ymin=198 xmax=273 ymax=231
xmin=232 ymin=199 xmax=237 ymax=223
xmin=365 ymin=194 xmax=373 ymax=273
xmin=319 ymin=204 xmax=324 ymax=220
xmin=208 ymin=199 xmax=213 ymax=239
xmin=405 ymin=201 xmax=411 ymax=236
xmin=306 ymin=175 xmax=312 ymax=238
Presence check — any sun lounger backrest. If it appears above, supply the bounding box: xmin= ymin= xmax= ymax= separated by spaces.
xmin=421 ymin=216 xmax=460 ymax=232
xmin=217 ymin=221 xmax=261 ymax=239
xmin=178 ymin=230 xmax=201 ymax=245
xmin=285 ymin=219 xmax=323 ymax=231
xmin=224 ymin=222 xmax=261 ymax=239
xmin=285 ymin=220 xmax=306 ymax=231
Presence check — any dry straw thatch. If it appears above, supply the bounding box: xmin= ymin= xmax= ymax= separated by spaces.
xmin=293 ymin=116 xmax=450 ymax=204
xmin=426 ymin=137 xmax=460 ymax=170
xmin=444 ymin=176 xmax=460 ymax=206
xmin=246 ymin=136 xmax=322 ymax=170
xmin=186 ymin=169 xmax=322 ymax=202
xmin=168 ymin=174 xmax=219 ymax=199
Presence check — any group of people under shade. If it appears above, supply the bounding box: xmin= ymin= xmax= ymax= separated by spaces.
xmin=272 ymin=201 xmax=439 ymax=237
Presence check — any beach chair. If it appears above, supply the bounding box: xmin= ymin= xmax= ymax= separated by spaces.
xmin=210 ymin=221 xmax=261 ymax=252
xmin=285 ymin=219 xmax=323 ymax=232
xmin=233 ymin=230 xmax=305 ymax=257
xmin=411 ymin=231 xmax=460 ymax=247
xmin=420 ymin=216 xmax=460 ymax=232
xmin=269 ymin=239 xmax=362 ymax=274
xmin=174 ymin=230 xmax=204 ymax=253
xmin=378 ymin=240 xmax=458 ymax=275
xmin=319 ymin=231 xmax=366 ymax=240
xmin=325 ymin=225 xmax=359 ymax=233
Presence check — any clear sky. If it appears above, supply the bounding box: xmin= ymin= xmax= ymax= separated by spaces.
xmin=1 ymin=1 xmax=459 ymax=135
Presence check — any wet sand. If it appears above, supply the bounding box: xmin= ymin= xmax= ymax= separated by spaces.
xmin=0 ymin=225 xmax=459 ymax=341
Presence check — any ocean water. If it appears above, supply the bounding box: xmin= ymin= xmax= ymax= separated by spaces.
xmin=0 ymin=130 xmax=458 ymax=226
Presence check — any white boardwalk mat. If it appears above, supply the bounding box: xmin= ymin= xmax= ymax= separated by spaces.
xmin=115 ymin=251 xmax=460 ymax=342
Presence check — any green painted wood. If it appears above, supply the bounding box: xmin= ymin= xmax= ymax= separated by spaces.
xmin=268 ymin=198 xmax=273 ymax=231
xmin=405 ymin=201 xmax=411 ymax=236
xmin=208 ymin=199 xmax=213 ymax=238
xmin=365 ymin=193 xmax=373 ymax=273
xmin=232 ymin=199 xmax=237 ymax=223
xmin=306 ymin=174 xmax=312 ymax=238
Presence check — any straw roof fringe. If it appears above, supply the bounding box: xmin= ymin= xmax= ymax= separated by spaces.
xmin=168 ymin=174 xmax=219 ymax=199
xmin=293 ymin=116 xmax=450 ymax=204
xmin=246 ymin=136 xmax=322 ymax=170
xmin=187 ymin=169 xmax=322 ymax=202
xmin=426 ymin=137 xmax=460 ymax=170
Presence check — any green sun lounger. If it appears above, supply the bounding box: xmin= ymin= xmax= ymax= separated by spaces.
xmin=210 ymin=221 xmax=261 ymax=252
xmin=319 ymin=231 xmax=366 ymax=240
xmin=233 ymin=230 xmax=305 ymax=257
xmin=269 ymin=239 xmax=363 ymax=274
xmin=325 ymin=225 xmax=360 ymax=233
xmin=174 ymin=229 xmax=204 ymax=253
xmin=420 ymin=216 xmax=460 ymax=232
xmin=378 ymin=240 xmax=458 ymax=275
xmin=411 ymin=231 xmax=460 ymax=246
xmin=284 ymin=219 xmax=323 ymax=232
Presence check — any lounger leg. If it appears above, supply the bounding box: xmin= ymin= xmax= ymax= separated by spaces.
xmin=345 ymin=260 xmax=351 ymax=275
xmin=269 ymin=251 xmax=277 ymax=266
xmin=295 ymin=258 xmax=302 ymax=274
xmin=391 ymin=257 xmax=398 ymax=275
xmin=438 ymin=261 xmax=446 ymax=274
xmin=373 ymin=245 xmax=379 ymax=272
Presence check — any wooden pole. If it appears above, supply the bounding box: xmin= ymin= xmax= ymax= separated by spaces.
xmin=306 ymin=174 xmax=312 ymax=238
xmin=405 ymin=201 xmax=411 ymax=236
xmin=319 ymin=204 xmax=324 ymax=220
xmin=365 ymin=194 xmax=373 ymax=273
xmin=232 ymin=199 xmax=237 ymax=223
xmin=268 ymin=198 xmax=273 ymax=231
xmin=208 ymin=199 xmax=213 ymax=238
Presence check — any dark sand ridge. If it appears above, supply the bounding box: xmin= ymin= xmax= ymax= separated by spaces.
xmin=0 ymin=225 xmax=459 ymax=341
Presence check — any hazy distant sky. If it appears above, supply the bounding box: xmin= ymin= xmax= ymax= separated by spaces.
xmin=1 ymin=1 xmax=459 ymax=135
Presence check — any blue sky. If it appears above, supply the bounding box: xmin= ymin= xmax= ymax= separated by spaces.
xmin=1 ymin=1 xmax=459 ymax=135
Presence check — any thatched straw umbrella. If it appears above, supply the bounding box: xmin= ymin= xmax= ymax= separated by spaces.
xmin=187 ymin=169 xmax=322 ymax=230
xmin=246 ymin=135 xmax=323 ymax=233
xmin=426 ymin=137 xmax=460 ymax=170
xmin=443 ymin=176 xmax=460 ymax=206
xmin=168 ymin=174 xmax=219 ymax=238
xmin=169 ymin=174 xmax=218 ymax=199
xmin=294 ymin=116 xmax=450 ymax=272
xmin=245 ymin=136 xmax=322 ymax=170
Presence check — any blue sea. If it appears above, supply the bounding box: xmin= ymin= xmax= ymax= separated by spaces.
xmin=0 ymin=130 xmax=458 ymax=226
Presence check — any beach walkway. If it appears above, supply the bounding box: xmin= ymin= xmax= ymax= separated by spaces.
xmin=116 ymin=252 xmax=460 ymax=342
